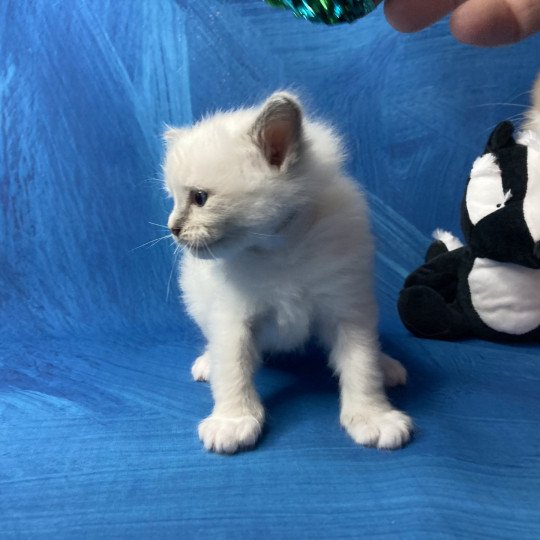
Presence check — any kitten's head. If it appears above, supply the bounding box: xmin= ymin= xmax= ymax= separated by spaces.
xmin=163 ymin=92 xmax=311 ymax=259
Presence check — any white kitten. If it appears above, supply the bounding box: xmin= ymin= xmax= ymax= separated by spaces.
xmin=163 ymin=92 xmax=413 ymax=454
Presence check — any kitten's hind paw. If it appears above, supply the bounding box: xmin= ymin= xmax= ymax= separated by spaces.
xmin=381 ymin=354 xmax=407 ymax=387
xmin=198 ymin=414 xmax=263 ymax=454
xmin=191 ymin=352 xmax=210 ymax=382
xmin=341 ymin=408 xmax=413 ymax=450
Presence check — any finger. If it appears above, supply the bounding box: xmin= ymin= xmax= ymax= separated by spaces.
xmin=451 ymin=0 xmax=540 ymax=46
xmin=384 ymin=0 xmax=464 ymax=32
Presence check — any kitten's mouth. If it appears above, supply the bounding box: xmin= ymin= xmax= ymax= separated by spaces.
xmin=178 ymin=212 xmax=297 ymax=259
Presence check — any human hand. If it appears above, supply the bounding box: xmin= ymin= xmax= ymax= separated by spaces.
xmin=383 ymin=0 xmax=540 ymax=46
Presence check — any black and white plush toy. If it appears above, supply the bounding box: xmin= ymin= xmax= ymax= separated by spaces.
xmin=398 ymin=120 xmax=540 ymax=342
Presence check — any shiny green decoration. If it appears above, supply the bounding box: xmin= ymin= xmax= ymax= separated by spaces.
xmin=265 ymin=0 xmax=377 ymax=24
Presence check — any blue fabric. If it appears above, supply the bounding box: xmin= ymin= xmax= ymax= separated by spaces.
xmin=2 ymin=0 xmax=540 ymax=537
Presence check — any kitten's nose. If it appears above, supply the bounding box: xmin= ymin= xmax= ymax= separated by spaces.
xmin=170 ymin=225 xmax=182 ymax=237
xmin=534 ymin=241 xmax=540 ymax=259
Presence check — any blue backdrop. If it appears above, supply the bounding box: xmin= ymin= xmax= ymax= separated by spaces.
xmin=1 ymin=0 xmax=540 ymax=537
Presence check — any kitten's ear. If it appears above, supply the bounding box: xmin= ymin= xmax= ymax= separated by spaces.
xmin=163 ymin=126 xmax=186 ymax=147
xmin=252 ymin=92 xmax=303 ymax=170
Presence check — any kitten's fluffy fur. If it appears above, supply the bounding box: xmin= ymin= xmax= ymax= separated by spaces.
xmin=164 ymin=92 xmax=413 ymax=453
xmin=524 ymin=73 xmax=540 ymax=141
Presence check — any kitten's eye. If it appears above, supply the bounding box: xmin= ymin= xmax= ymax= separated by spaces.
xmin=191 ymin=190 xmax=208 ymax=207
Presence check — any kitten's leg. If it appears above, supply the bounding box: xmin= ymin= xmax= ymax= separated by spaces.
xmin=381 ymin=353 xmax=407 ymax=387
xmin=198 ymin=324 xmax=264 ymax=454
xmin=191 ymin=349 xmax=210 ymax=382
xmin=330 ymin=322 xmax=413 ymax=449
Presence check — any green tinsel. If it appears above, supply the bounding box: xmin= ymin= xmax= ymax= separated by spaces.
xmin=265 ymin=0 xmax=377 ymax=25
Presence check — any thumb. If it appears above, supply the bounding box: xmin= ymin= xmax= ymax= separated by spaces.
xmin=451 ymin=0 xmax=540 ymax=46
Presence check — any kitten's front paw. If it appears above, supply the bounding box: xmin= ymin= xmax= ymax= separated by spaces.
xmin=381 ymin=354 xmax=407 ymax=387
xmin=198 ymin=415 xmax=263 ymax=454
xmin=341 ymin=408 xmax=413 ymax=450
xmin=191 ymin=352 xmax=210 ymax=382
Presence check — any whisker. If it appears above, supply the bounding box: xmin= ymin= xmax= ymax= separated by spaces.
xmin=149 ymin=221 xmax=169 ymax=230
xmin=473 ymin=102 xmax=529 ymax=109
xmin=166 ymin=243 xmax=183 ymax=302
xmin=483 ymin=112 xmax=528 ymax=134
xmin=130 ymin=234 xmax=171 ymax=252
xmin=191 ymin=240 xmax=200 ymax=258
xmin=203 ymin=239 xmax=217 ymax=261
xmin=166 ymin=257 xmax=177 ymax=303
xmin=248 ymin=231 xmax=277 ymax=238
xmin=508 ymin=112 xmax=526 ymax=122
xmin=506 ymin=89 xmax=532 ymax=102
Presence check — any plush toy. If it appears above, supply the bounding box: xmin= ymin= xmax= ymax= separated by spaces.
xmin=398 ymin=120 xmax=540 ymax=342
